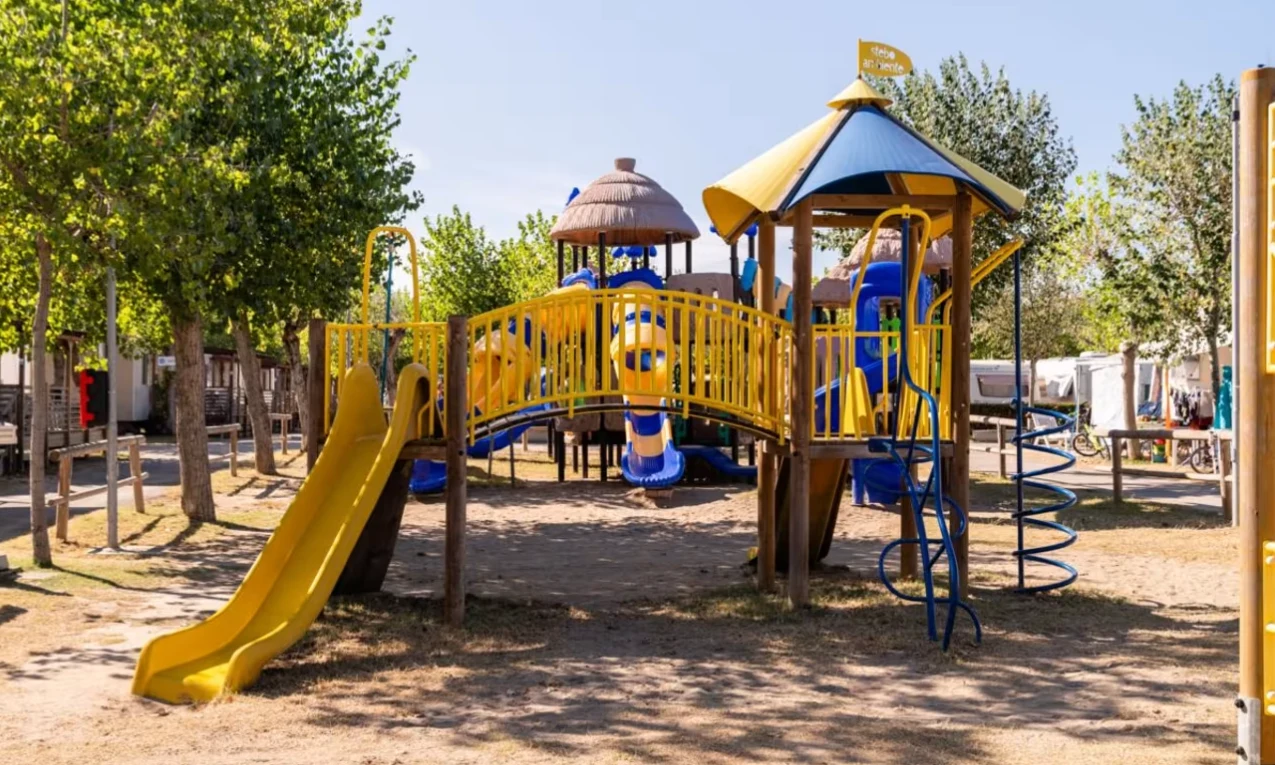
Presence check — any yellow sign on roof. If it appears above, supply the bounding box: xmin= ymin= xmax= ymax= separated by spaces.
xmin=859 ymin=40 xmax=912 ymax=77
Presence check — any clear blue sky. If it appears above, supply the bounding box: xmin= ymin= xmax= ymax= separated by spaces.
xmin=356 ymin=0 xmax=1275 ymax=281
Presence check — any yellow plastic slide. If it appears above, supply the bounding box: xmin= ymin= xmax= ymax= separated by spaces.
xmin=132 ymin=363 xmax=430 ymax=703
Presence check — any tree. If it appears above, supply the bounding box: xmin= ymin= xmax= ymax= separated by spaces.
xmin=1111 ymin=76 xmax=1235 ymax=404
xmin=972 ymin=256 xmax=1087 ymax=404
xmin=420 ymin=207 xmax=515 ymax=321
xmin=499 ymin=211 xmax=561 ymax=303
xmin=1062 ymin=174 xmax=1179 ymax=459
xmin=0 ymin=0 xmax=212 ymax=558
xmin=200 ymin=11 xmax=415 ymax=475
xmin=817 ymin=55 xmax=1077 ymax=311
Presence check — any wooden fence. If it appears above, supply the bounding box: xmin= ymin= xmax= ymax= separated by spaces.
xmin=1102 ymin=428 xmax=1233 ymax=521
xmin=48 ymin=435 xmax=147 ymax=542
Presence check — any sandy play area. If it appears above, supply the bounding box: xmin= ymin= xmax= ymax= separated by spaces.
xmin=0 ymin=451 xmax=1235 ymax=764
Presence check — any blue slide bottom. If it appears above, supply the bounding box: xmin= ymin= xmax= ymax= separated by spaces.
xmin=620 ymin=435 xmax=686 ymax=489
xmin=678 ymin=444 xmax=757 ymax=483
xmin=410 ymin=402 xmax=550 ymax=495
xmin=409 ymin=459 xmax=447 ymax=494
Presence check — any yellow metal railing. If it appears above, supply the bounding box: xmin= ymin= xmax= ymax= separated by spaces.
xmin=325 ymin=321 xmax=447 ymax=439
xmin=464 ymin=287 xmax=792 ymax=444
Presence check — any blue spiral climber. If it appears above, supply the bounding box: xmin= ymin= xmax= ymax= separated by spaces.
xmin=1010 ymin=403 xmax=1079 ymax=592
xmin=870 ymin=216 xmax=981 ymax=650
xmin=1010 ymin=245 xmax=1078 ymax=593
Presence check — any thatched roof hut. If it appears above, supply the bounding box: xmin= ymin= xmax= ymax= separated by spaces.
xmin=550 ymin=158 xmax=699 ymax=247
xmin=812 ymin=230 xmax=951 ymax=308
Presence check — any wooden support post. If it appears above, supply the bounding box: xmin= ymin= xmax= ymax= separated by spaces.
xmin=129 ymin=440 xmax=145 ymax=513
xmin=556 ymin=429 xmax=566 ymax=482
xmin=229 ymin=428 xmax=239 ymax=477
xmin=1219 ymin=432 xmax=1233 ymax=524
xmin=444 ymin=315 xmax=468 ymax=627
xmin=899 ymin=467 xmax=919 ymax=579
xmin=307 ymin=318 xmax=326 ymax=473
xmin=1237 ymin=67 xmax=1275 ymax=761
xmin=996 ymin=423 xmax=1007 ymax=479
xmin=950 ymin=192 xmax=973 ymax=600
xmin=1110 ymin=435 xmax=1123 ymax=503
xmin=788 ymin=198 xmax=814 ymax=607
xmin=55 ymin=455 xmax=71 ymax=541
xmin=756 ymin=218 xmax=777 ymax=592
xmin=556 ymin=239 xmax=565 ymax=285
xmin=664 ymin=233 xmax=673 ymax=278
xmin=281 ymin=416 xmax=289 ymax=455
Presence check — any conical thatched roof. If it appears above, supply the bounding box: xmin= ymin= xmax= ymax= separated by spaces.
xmin=550 ymin=158 xmax=700 ymax=247
xmin=813 ymin=230 xmax=951 ymax=308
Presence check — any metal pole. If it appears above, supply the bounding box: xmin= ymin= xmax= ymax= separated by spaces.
xmin=1232 ymin=93 xmax=1241 ymax=474
xmin=665 ymin=233 xmax=673 ymax=278
xmin=1013 ymin=247 xmax=1024 ymax=590
xmin=379 ymin=247 xmax=393 ymax=400
xmin=106 ymin=265 xmax=119 ymax=549
xmin=684 ymin=240 xmax=693 ymax=274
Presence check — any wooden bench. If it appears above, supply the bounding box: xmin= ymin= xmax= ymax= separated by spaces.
xmin=48 ymin=435 xmax=147 ymax=542
xmin=206 ymin=423 xmax=242 ymax=477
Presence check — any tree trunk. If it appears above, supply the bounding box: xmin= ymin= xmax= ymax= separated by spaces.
xmin=233 ymin=315 xmax=277 ymax=475
xmin=171 ymin=313 xmax=216 ymax=521
xmin=1120 ymin=341 xmax=1140 ymax=460
xmin=1028 ymin=358 xmax=1038 ymax=407
xmin=28 ymin=234 xmax=53 ymax=567
xmin=1207 ymin=320 xmax=1223 ymax=411
xmin=383 ymin=328 xmax=407 ymax=406
xmin=282 ymin=321 xmax=309 ymax=452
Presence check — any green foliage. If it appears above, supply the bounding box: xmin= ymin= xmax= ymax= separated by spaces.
xmin=817 ymin=54 xmax=1077 ymax=310
xmin=500 ymin=210 xmax=561 ymax=304
xmin=972 ymin=256 xmax=1087 ymax=361
xmin=419 ymin=207 xmax=560 ymax=321
xmin=1109 ymin=75 xmax=1234 ymax=388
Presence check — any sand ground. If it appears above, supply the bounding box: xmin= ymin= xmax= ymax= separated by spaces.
xmin=0 ymin=451 xmax=1235 ymax=765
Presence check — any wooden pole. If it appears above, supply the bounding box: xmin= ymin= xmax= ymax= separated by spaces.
xmin=1237 ymin=65 xmax=1275 ymax=762
xmin=444 ymin=315 xmax=468 ymax=627
xmin=788 ymin=198 xmax=814 ymax=607
xmin=597 ymin=232 xmax=607 ymax=288
xmin=756 ymin=219 xmax=778 ymax=592
xmin=899 ymin=467 xmax=919 ymax=578
xmin=306 ymin=318 xmax=326 ymax=472
xmin=55 ymin=455 xmax=70 ymax=540
xmin=950 ymin=192 xmax=973 ymax=600
xmin=229 ymin=427 xmax=239 ymax=477
xmin=665 ymin=233 xmax=673 ymax=278
xmin=1219 ymin=432 xmax=1233 ymax=524
xmin=556 ymin=239 xmax=565 ymax=285
xmin=129 ymin=440 xmax=145 ymax=513
xmin=996 ymin=422 xmax=1007 ymax=479
xmin=572 ymin=245 xmax=579 ymax=272
xmin=1110 ymin=435 xmax=1123 ymax=503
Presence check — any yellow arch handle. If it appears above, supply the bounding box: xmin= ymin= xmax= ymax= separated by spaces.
xmin=361 ymin=226 xmax=421 ymax=362
xmin=925 ymin=238 xmax=1023 ymax=327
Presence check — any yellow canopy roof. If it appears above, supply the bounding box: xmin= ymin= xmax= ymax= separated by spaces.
xmin=702 ymin=78 xmax=1026 ymax=243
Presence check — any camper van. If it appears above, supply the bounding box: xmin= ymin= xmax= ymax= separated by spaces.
xmin=970 ymin=360 xmax=1028 ymax=405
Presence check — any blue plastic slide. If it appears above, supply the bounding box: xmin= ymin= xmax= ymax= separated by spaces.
xmin=609 ymin=268 xmax=685 ymax=489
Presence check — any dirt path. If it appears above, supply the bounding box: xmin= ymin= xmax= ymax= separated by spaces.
xmin=0 ymin=469 xmax=1237 ymax=764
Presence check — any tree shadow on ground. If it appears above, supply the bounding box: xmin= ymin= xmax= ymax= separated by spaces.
xmin=253 ymin=565 xmax=1231 ymax=764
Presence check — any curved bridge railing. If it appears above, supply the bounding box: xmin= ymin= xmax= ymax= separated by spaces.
xmin=465 ymin=288 xmax=792 ymax=444
xmin=322 ymin=288 xmax=793 ymax=446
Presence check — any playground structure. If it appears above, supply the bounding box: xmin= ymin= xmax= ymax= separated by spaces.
xmin=133 ymin=59 xmax=1091 ymax=703
xmin=1237 ymin=65 xmax=1275 ymax=764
